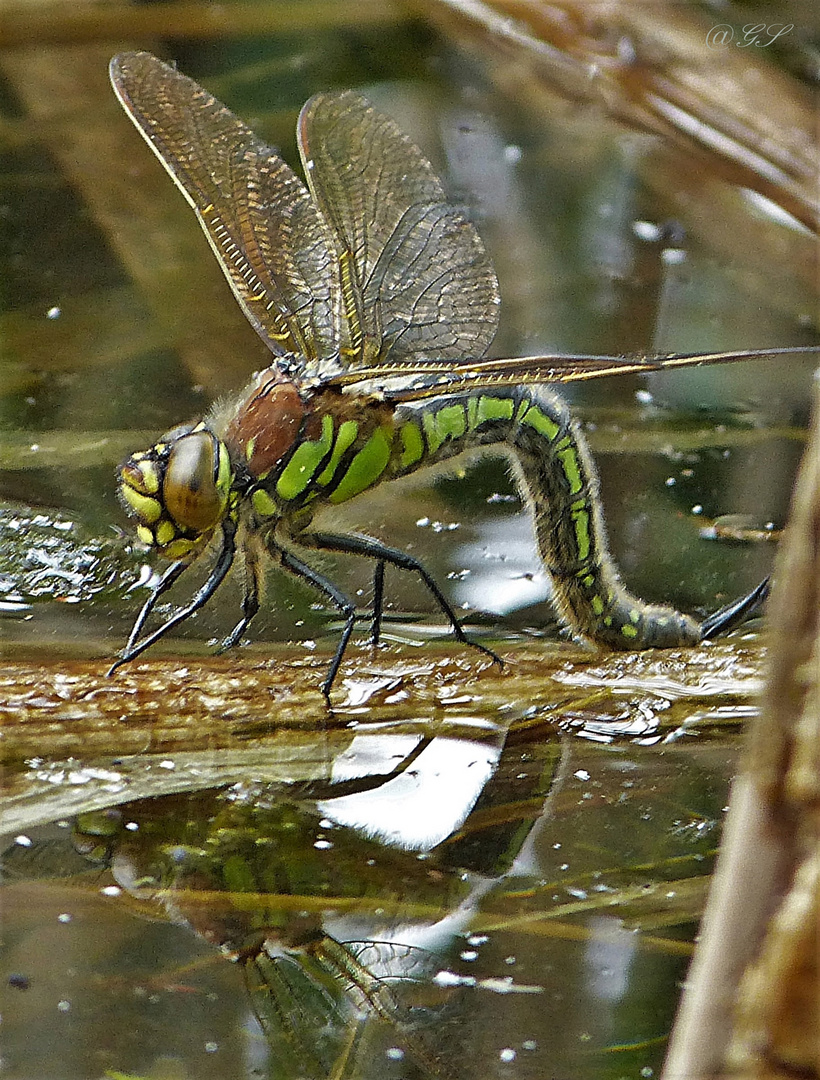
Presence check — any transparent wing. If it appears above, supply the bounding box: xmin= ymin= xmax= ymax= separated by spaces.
xmin=110 ymin=52 xmax=339 ymax=371
xmin=326 ymin=345 xmax=820 ymax=401
xmin=297 ymin=90 xmax=501 ymax=369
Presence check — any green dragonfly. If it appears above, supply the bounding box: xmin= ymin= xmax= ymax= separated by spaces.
xmin=109 ymin=51 xmax=802 ymax=697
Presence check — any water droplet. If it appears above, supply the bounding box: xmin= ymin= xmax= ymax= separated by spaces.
xmin=633 ymin=220 xmax=661 ymax=242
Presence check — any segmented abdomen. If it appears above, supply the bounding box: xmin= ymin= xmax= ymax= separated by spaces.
xmin=392 ymin=386 xmax=701 ymax=649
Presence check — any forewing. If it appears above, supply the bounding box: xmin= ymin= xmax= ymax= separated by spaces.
xmin=110 ymin=52 xmax=338 ymax=370
xmin=297 ymin=90 xmax=500 ymax=368
xmin=334 ymin=346 xmax=820 ymax=401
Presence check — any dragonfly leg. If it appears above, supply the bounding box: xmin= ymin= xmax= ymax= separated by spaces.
xmin=277 ymin=546 xmax=358 ymax=700
xmin=219 ymin=541 xmax=262 ymax=652
xmin=700 ymin=577 xmax=770 ymax=640
xmin=120 ymin=560 xmax=187 ymax=657
xmin=304 ymin=531 xmax=502 ymax=667
xmin=107 ymin=520 xmax=237 ymax=674
xmin=371 ymin=559 xmax=385 ymax=646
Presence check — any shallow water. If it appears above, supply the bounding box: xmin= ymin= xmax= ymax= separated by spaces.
xmin=2 ymin=637 xmax=757 ymax=1080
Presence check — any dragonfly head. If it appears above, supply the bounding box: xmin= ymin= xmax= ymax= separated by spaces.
xmin=118 ymin=424 xmax=232 ymax=559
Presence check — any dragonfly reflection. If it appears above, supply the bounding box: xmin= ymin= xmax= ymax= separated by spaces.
xmin=73 ymin=792 xmax=468 ymax=1077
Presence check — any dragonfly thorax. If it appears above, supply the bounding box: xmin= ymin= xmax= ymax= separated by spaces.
xmin=118 ymin=424 xmax=232 ymax=559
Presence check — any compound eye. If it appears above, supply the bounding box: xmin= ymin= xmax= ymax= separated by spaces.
xmin=163 ymin=432 xmax=228 ymax=534
xmin=158 ymin=422 xmax=196 ymax=444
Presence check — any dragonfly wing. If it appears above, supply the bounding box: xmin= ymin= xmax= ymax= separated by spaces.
xmin=110 ymin=52 xmax=339 ymax=371
xmin=297 ymin=90 xmax=500 ymax=368
xmin=340 ymin=346 xmax=820 ymax=401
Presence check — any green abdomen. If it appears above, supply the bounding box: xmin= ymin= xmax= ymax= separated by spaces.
xmin=391 ymin=386 xmax=701 ymax=650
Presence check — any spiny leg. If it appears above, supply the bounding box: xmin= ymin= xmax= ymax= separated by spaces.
xmin=304 ymin=531 xmax=502 ymax=666
xmin=120 ymin=560 xmax=187 ymax=655
xmin=108 ymin=520 xmax=237 ymax=674
xmin=218 ymin=540 xmax=262 ymax=652
xmin=276 ymin=546 xmax=358 ymax=700
xmin=700 ymin=576 xmax=769 ymax=640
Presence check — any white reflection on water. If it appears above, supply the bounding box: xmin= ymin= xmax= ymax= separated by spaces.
xmin=318 ymin=734 xmax=500 ymax=850
xmin=584 ymin=916 xmax=638 ymax=1004
xmin=450 ymin=517 xmax=548 ymax=615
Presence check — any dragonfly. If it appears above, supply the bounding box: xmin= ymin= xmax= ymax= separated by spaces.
xmin=109 ymin=51 xmax=809 ymax=698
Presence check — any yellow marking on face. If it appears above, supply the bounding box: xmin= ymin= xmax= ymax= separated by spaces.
xmin=216 ymin=442 xmax=231 ymax=495
xmin=128 ymin=459 xmax=160 ymax=495
xmin=121 ymin=485 xmax=161 ymax=524
xmin=155 ymin=520 xmax=177 ymax=547
xmin=621 ymin=624 xmax=639 ymax=638
xmin=141 ymin=464 xmax=161 ymax=495
xmin=164 ymin=538 xmax=197 ymax=559
xmin=136 ymin=525 xmax=153 ymax=546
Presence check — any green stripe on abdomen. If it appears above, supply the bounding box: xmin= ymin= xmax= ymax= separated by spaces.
xmin=328 ymin=425 xmax=394 ymax=504
xmin=276 ymin=413 xmax=334 ymax=500
xmin=393 ymin=387 xmax=701 ymax=649
xmin=269 ymin=413 xmax=394 ymax=509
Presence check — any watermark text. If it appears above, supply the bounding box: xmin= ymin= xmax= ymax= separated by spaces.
xmin=706 ymin=23 xmax=793 ymax=49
